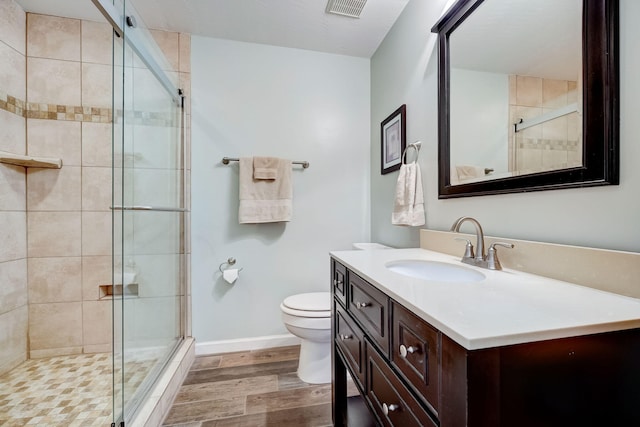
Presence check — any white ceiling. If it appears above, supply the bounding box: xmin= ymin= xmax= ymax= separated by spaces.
xmin=14 ymin=0 xmax=410 ymax=58
xmin=14 ymin=0 xmax=582 ymax=78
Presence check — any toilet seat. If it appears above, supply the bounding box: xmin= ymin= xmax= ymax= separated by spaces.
xmin=281 ymin=292 xmax=331 ymax=318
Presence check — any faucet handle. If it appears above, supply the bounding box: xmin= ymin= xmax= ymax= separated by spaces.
xmin=486 ymin=242 xmax=514 ymax=270
xmin=490 ymin=242 xmax=514 ymax=250
xmin=454 ymin=237 xmax=475 ymax=259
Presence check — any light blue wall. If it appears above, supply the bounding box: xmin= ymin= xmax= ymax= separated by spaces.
xmin=450 ymin=68 xmax=509 ymax=176
xmin=371 ymin=0 xmax=640 ymax=253
xmin=189 ymin=0 xmax=639 ymax=345
xmin=190 ymin=37 xmax=370 ymax=343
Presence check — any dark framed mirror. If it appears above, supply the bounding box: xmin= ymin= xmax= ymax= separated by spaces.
xmin=432 ymin=0 xmax=619 ymax=198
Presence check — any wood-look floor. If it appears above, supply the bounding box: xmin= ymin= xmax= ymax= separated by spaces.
xmin=163 ymin=345 xmax=358 ymax=426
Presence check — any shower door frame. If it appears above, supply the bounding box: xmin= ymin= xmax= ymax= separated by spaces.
xmin=92 ymin=0 xmax=188 ymax=424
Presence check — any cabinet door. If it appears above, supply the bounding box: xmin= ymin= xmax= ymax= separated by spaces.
xmin=335 ymin=304 xmax=366 ymax=388
xmin=366 ymin=341 xmax=437 ymax=427
xmin=348 ymin=272 xmax=390 ymax=355
xmin=391 ymin=301 xmax=440 ymax=415
xmin=332 ymin=259 xmax=347 ymax=307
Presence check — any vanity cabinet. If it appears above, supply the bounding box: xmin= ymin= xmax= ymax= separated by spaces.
xmin=335 ymin=303 xmax=366 ymax=388
xmin=347 ymin=272 xmax=389 ymax=356
xmin=390 ymin=301 xmax=440 ymax=416
xmin=331 ymin=258 xmax=640 ymax=427
xmin=333 ymin=261 xmax=439 ymax=427
xmin=332 ymin=259 xmax=347 ymax=306
xmin=366 ymin=340 xmax=437 ymax=427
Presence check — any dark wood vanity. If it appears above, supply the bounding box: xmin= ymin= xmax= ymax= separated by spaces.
xmin=331 ymin=258 xmax=640 ymax=427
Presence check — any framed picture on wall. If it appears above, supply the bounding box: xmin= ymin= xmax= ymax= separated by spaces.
xmin=381 ymin=104 xmax=406 ymax=174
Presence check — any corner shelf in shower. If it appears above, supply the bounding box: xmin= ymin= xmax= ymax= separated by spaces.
xmin=0 ymin=150 xmax=62 ymax=169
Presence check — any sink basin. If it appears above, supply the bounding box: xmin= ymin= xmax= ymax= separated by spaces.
xmin=385 ymin=259 xmax=486 ymax=282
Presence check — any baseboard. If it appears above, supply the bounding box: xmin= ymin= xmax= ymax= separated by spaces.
xmin=195 ymin=333 xmax=300 ymax=356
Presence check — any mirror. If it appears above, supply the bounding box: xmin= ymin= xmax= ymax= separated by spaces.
xmin=432 ymin=0 xmax=619 ymax=198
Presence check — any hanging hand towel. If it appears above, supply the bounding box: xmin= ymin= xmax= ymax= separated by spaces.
xmin=239 ymin=157 xmax=292 ymax=223
xmin=392 ymin=155 xmax=425 ymax=227
xmin=253 ymin=156 xmax=279 ymax=180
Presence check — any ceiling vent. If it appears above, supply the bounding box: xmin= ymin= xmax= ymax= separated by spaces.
xmin=325 ymin=0 xmax=368 ymax=19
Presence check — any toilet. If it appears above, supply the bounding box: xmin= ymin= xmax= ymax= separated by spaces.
xmin=280 ymin=292 xmax=331 ymax=384
xmin=281 ymin=244 xmax=390 ymax=384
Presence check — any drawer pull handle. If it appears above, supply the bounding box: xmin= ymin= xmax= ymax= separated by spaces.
xmin=339 ymin=334 xmax=352 ymax=340
xmin=355 ymin=302 xmax=370 ymax=309
xmin=382 ymin=403 xmax=400 ymax=415
xmin=399 ymin=344 xmax=419 ymax=358
xmin=333 ymin=279 xmax=343 ymax=286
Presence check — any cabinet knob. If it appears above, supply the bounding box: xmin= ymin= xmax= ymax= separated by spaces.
xmin=355 ymin=302 xmax=370 ymax=309
xmin=382 ymin=403 xmax=399 ymax=415
xmin=339 ymin=334 xmax=352 ymax=341
xmin=333 ymin=279 xmax=343 ymax=286
xmin=399 ymin=344 xmax=418 ymax=358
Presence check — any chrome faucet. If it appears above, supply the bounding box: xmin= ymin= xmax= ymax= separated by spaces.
xmin=451 ymin=217 xmax=486 ymax=261
xmin=450 ymin=216 xmax=514 ymax=270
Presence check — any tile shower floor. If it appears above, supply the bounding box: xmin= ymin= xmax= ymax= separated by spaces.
xmin=0 ymin=353 xmax=112 ymax=426
xmin=0 ymin=352 xmax=154 ymax=426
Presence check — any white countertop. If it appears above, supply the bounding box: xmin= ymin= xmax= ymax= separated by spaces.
xmin=330 ymin=248 xmax=640 ymax=350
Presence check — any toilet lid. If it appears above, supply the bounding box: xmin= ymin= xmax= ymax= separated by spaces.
xmin=283 ymin=292 xmax=331 ymax=312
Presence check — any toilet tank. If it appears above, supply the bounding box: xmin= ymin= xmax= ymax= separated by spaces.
xmin=352 ymin=243 xmax=391 ymax=250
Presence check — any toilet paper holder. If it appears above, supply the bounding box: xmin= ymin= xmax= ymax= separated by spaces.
xmin=219 ymin=257 xmax=243 ymax=274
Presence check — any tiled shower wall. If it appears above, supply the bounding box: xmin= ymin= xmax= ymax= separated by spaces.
xmin=0 ymin=0 xmax=28 ymax=376
xmin=508 ymin=75 xmax=582 ymax=173
xmin=26 ymin=12 xmax=114 ymax=359
xmin=0 ymin=0 xmax=191 ymax=370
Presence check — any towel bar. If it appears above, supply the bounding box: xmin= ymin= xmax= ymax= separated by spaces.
xmin=222 ymin=157 xmax=309 ymax=168
xmin=110 ymin=205 xmax=188 ymax=212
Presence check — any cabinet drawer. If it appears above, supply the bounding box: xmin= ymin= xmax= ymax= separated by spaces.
xmin=391 ymin=301 xmax=440 ymax=415
xmin=335 ymin=303 xmax=366 ymax=388
xmin=366 ymin=341 xmax=438 ymax=427
xmin=348 ymin=272 xmax=389 ymax=355
xmin=332 ymin=260 xmax=347 ymax=306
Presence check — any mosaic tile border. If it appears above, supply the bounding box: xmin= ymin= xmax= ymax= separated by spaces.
xmin=0 ymin=91 xmax=26 ymax=118
xmin=0 ymin=90 xmax=112 ymax=123
xmin=517 ymin=138 xmax=580 ymax=151
xmin=114 ymin=109 xmax=179 ymax=127
xmin=1 ymin=91 xmax=178 ymax=126
xmin=27 ymin=103 xmax=113 ymax=123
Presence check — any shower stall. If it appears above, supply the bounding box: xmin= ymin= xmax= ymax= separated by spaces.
xmin=0 ymin=0 xmax=191 ymax=425
xmin=102 ymin=0 xmax=189 ymax=423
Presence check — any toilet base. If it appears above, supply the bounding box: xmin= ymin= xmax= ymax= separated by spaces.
xmin=297 ymin=338 xmax=331 ymax=384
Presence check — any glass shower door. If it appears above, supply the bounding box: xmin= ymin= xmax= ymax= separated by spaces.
xmin=110 ymin=0 xmax=185 ymax=422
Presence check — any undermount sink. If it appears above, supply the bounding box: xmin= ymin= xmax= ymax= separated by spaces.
xmin=385 ymin=259 xmax=486 ymax=283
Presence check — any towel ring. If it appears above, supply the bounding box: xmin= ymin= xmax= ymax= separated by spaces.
xmin=402 ymin=141 xmax=422 ymax=164
xmin=219 ymin=257 xmax=243 ymax=274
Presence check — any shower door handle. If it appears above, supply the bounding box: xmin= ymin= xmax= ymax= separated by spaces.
xmin=110 ymin=205 xmax=188 ymax=212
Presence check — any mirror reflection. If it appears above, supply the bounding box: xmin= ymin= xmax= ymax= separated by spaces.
xmin=448 ymin=0 xmax=582 ymax=185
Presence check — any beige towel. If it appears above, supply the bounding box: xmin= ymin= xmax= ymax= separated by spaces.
xmin=239 ymin=157 xmax=292 ymax=223
xmin=253 ymin=156 xmax=279 ymax=180
xmin=455 ymin=165 xmax=485 ymax=181
xmin=392 ymin=162 xmax=425 ymax=227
